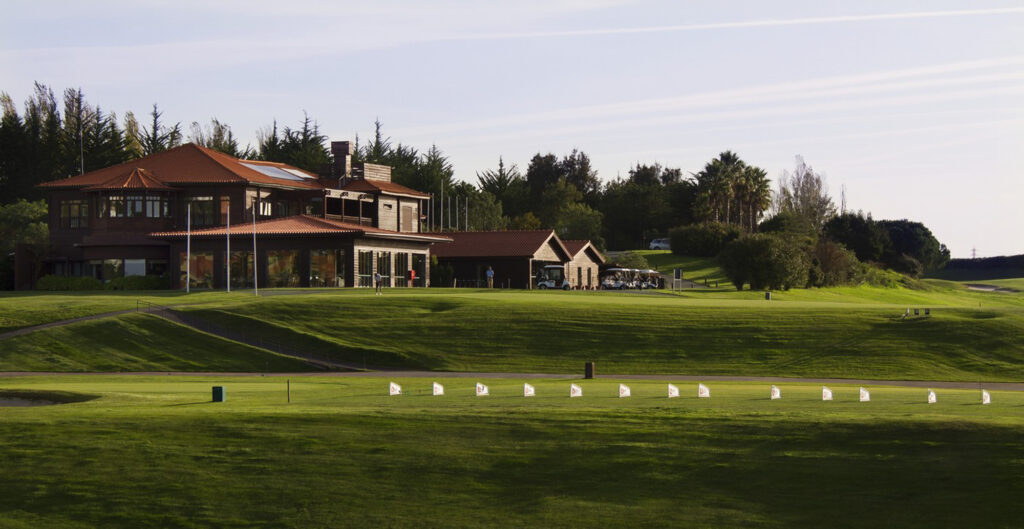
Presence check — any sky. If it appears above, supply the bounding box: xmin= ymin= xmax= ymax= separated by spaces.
xmin=2 ymin=0 xmax=1022 ymax=257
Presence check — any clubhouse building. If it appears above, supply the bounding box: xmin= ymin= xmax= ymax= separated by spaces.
xmin=38 ymin=141 xmax=449 ymax=289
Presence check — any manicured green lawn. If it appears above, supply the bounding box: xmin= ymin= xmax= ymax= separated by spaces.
xmin=3 ymin=285 xmax=1023 ymax=380
xmin=0 ymin=375 xmax=1021 ymax=528
xmin=164 ymin=288 xmax=1024 ymax=381
xmin=0 ymin=290 xmax=256 ymax=333
xmin=0 ymin=313 xmax=309 ymax=372
xmin=634 ymin=250 xmax=730 ymax=285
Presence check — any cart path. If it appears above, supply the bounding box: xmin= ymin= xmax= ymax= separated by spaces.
xmin=0 ymin=370 xmax=1021 ymax=391
xmin=0 ymin=310 xmax=139 ymax=340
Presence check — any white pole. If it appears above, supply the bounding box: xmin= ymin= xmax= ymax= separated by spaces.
xmin=253 ymin=200 xmax=258 ymax=296
xmin=226 ymin=202 xmax=231 ymax=293
xmin=455 ymin=195 xmax=459 ymax=231
xmin=439 ymin=184 xmax=444 ymax=232
xmin=465 ymin=197 xmax=469 ymax=231
xmin=186 ymin=202 xmax=191 ymax=293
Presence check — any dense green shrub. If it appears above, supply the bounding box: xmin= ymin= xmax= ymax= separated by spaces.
xmin=106 ymin=275 xmax=170 ymax=290
xmin=35 ymin=275 xmax=103 ymax=291
xmin=669 ymin=222 xmax=741 ymax=257
xmin=718 ymin=234 xmax=809 ymax=291
xmin=36 ymin=274 xmax=169 ymax=291
xmin=807 ymin=240 xmax=861 ymax=287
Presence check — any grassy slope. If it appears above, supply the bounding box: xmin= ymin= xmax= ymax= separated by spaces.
xmin=634 ymin=250 xmax=730 ymax=285
xmin=0 ymin=375 xmax=1021 ymax=528
xmin=173 ymin=286 xmax=1024 ymax=381
xmin=0 ymin=313 xmax=310 ymax=372
xmin=0 ymin=290 xmax=270 ymax=333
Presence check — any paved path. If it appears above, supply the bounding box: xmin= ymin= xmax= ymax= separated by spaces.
xmin=1 ymin=370 xmax=1021 ymax=391
xmin=0 ymin=310 xmax=138 ymax=340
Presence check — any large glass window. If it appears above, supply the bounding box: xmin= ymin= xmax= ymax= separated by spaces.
xmin=100 ymin=194 xmax=125 ymax=218
xmin=411 ymin=254 xmax=426 ymax=287
xmin=102 ymin=259 xmax=124 ymax=281
xmin=358 ymin=251 xmax=374 ymax=287
xmin=229 ymin=251 xmax=254 ymax=288
xmin=146 ymin=194 xmax=170 ymax=218
xmin=309 ymin=249 xmax=337 ymax=288
xmin=377 ymin=251 xmax=391 ymax=288
xmin=267 ymin=250 xmax=299 ymax=288
xmin=394 ymin=253 xmax=409 ymax=287
xmin=179 ymin=252 xmax=214 ymax=289
xmin=147 ymin=259 xmax=168 ymax=277
xmin=126 ymin=194 xmax=145 ymax=217
xmin=60 ymin=200 xmax=89 ymax=228
xmin=187 ymin=196 xmax=216 ymax=227
xmin=125 ymin=259 xmax=146 ymax=277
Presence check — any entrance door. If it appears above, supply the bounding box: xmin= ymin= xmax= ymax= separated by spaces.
xmin=577 ymin=267 xmax=582 ymax=289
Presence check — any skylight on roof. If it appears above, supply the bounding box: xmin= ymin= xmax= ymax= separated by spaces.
xmin=240 ymin=162 xmax=304 ymax=181
xmin=283 ymin=168 xmax=315 ymax=180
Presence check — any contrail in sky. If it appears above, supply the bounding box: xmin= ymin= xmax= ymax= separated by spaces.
xmin=453 ymin=7 xmax=1024 ymax=40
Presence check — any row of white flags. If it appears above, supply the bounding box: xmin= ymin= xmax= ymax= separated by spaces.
xmin=389 ymin=382 xmax=993 ymax=403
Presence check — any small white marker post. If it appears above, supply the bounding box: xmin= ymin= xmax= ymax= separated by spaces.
xmin=432 ymin=382 xmax=444 ymax=396
xmin=822 ymin=386 xmax=833 ymax=401
xmin=770 ymin=385 xmax=781 ymax=400
xmin=859 ymin=387 xmax=871 ymax=402
xmin=618 ymin=384 xmax=631 ymax=398
xmin=476 ymin=382 xmax=489 ymax=396
xmin=570 ymin=384 xmax=582 ymax=398
xmin=982 ymin=389 xmax=991 ymax=405
xmin=523 ymin=383 xmax=535 ymax=397
xmin=667 ymin=384 xmax=680 ymax=398
xmin=389 ymin=382 xmax=401 ymax=396
xmin=927 ymin=390 xmax=936 ymax=404
xmin=698 ymin=383 xmax=710 ymax=398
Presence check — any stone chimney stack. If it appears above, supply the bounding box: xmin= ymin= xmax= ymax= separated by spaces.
xmin=331 ymin=141 xmax=355 ymax=183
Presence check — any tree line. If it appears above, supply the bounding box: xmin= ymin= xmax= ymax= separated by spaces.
xmin=1 ymin=83 xmax=951 ymax=290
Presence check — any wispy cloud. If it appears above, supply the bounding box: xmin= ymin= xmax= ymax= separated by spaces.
xmin=391 ymin=56 xmax=1024 ymax=139
xmin=447 ymin=6 xmax=1024 ymax=41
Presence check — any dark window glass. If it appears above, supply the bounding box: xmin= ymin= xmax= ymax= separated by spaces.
xmin=358 ymin=251 xmax=373 ymax=287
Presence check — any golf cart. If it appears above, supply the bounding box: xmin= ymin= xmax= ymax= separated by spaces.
xmin=601 ymin=267 xmax=632 ymax=289
xmin=536 ymin=264 xmax=570 ymax=290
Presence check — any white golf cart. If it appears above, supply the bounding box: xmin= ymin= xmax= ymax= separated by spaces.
xmin=536 ymin=264 xmax=571 ymax=290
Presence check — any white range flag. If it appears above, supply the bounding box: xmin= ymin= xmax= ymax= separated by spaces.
xmin=570 ymin=383 xmax=583 ymax=398
xmin=619 ymin=384 xmax=631 ymax=398
xmin=982 ymin=389 xmax=991 ymax=405
xmin=859 ymin=387 xmax=870 ymax=402
xmin=667 ymin=384 xmax=680 ymax=398
xmin=927 ymin=390 xmax=936 ymax=404
xmin=698 ymin=383 xmax=710 ymax=398
xmin=476 ymin=382 xmax=489 ymax=396
xmin=523 ymin=383 xmax=535 ymax=397
xmin=389 ymin=382 xmax=401 ymax=396
xmin=822 ymin=386 xmax=833 ymax=401
xmin=433 ymin=382 xmax=444 ymax=396
xmin=770 ymin=385 xmax=781 ymax=400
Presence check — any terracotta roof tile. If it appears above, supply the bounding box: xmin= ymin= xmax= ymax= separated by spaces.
xmin=82 ymin=167 xmax=174 ymax=191
xmin=339 ymin=178 xmax=431 ymax=198
xmin=39 ymin=143 xmax=324 ymax=191
xmin=149 ymin=215 xmax=451 ymax=243
xmin=431 ymin=230 xmax=571 ymax=259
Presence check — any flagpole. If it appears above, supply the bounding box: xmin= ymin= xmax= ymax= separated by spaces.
xmin=186 ymin=203 xmax=191 ymax=294
xmin=226 ymin=202 xmax=231 ymax=293
xmin=253 ymin=201 xmax=258 ymax=297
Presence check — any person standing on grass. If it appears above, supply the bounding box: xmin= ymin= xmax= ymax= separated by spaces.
xmin=486 ymin=266 xmax=494 ymax=288
xmin=374 ymin=271 xmax=383 ymax=295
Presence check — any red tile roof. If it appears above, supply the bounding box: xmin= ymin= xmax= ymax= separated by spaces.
xmin=149 ymin=215 xmax=451 ymax=243
xmin=39 ymin=143 xmax=324 ymax=191
xmin=338 ymin=178 xmax=431 ymax=198
xmin=82 ymin=167 xmax=174 ymax=191
xmin=431 ymin=230 xmax=572 ymax=259
xmin=563 ymin=239 xmax=606 ymax=264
